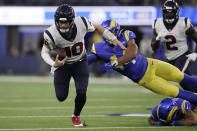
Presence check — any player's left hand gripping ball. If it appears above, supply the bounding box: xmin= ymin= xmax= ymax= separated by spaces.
xmin=186 ymin=53 xmax=197 ymax=62
xmin=101 ymin=60 xmax=118 ymax=73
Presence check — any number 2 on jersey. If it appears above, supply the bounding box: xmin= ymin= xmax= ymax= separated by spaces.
xmin=165 ymin=35 xmax=178 ymax=50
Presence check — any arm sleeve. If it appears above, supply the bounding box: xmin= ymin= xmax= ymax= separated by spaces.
xmin=41 ymin=45 xmax=54 ymax=66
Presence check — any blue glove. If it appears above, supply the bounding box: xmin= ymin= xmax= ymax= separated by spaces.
xmin=101 ymin=60 xmax=118 ymax=73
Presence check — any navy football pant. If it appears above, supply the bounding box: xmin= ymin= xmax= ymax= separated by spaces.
xmin=54 ymin=58 xmax=89 ymax=116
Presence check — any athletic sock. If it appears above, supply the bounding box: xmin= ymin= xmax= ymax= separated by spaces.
xmin=180 ymin=74 xmax=197 ymax=92
xmin=177 ymin=89 xmax=197 ymax=104
xmin=74 ymin=91 xmax=86 ymax=116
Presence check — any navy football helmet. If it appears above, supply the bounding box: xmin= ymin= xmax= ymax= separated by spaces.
xmin=162 ymin=0 xmax=179 ymax=24
xmin=54 ymin=4 xmax=75 ymax=33
xmin=101 ymin=20 xmax=120 ymax=43
xmin=156 ymin=98 xmax=178 ymax=122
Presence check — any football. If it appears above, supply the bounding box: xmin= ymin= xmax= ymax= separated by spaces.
xmin=49 ymin=48 xmax=67 ymax=61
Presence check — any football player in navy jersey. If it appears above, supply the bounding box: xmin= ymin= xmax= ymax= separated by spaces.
xmin=151 ymin=0 xmax=197 ymax=92
xmin=41 ymin=4 xmax=125 ymax=127
xmin=149 ymin=97 xmax=197 ymax=126
xmin=88 ymin=19 xmax=197 ymax=109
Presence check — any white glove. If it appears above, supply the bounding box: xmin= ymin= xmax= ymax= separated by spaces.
xmin=186 ymin=53 xmax=197 ymax=62
xmin=50 ymin=66 xmax=57 ymax=76
xmin=156 ymin=33 xmax=171 ymax=43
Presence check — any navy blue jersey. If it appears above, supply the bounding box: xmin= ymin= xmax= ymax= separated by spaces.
xmin=91 ymin=30 xmax=148 ymax=82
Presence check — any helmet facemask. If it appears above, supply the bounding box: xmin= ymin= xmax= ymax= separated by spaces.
xmin=56 ymin=18 xmax=74 ymax=33
xmin=162 ymin=0 xmax=179 ymax=24
xmin=162 ymin=8 xmax=179 ymax=24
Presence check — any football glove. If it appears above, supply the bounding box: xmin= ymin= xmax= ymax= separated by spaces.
xmin=101 ymin=60 xmax=118 ymax=73
xmin=186 ymin=53 xmax=197 ymax=62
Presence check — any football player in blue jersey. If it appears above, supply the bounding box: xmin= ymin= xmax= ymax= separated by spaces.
xmin=88 ymin=19 xmax=197 ymax=105
xmin=148 ymin=97 xmax=197 ymax=126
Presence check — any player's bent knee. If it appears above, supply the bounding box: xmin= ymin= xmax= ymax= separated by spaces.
xmin=56 ymin=96 xmax=67 ymax=102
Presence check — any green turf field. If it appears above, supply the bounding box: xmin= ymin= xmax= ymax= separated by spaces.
xmin=0 ymin=76 xmax=196 ymax=131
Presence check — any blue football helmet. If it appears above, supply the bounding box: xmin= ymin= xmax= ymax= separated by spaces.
xmin=162 ymin=0 xmax=179 ymax=24
xmin=101 ymin=20 xmax=120 ymax=43
xmin=156 ymin=98 xmax=178 ymax=122
xmin=54 ymin=4 xmax=75 ymax=33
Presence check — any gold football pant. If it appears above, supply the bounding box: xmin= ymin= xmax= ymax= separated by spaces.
xmin=138 ymin=58 xmax=184 ymax=97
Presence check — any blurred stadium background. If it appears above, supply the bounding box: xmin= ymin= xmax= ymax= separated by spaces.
xmin=0 ymin=0 xmax=197 ymax=75
xmin=0 ymin=0 xmax=197 ymax=130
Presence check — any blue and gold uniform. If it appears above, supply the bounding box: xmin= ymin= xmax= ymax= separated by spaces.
xmin=151 ymin=98 xmax=197 ymax=126
xmin=90 ymin=29 xmax=183 ymax=97
xmin=88 ymin=19 xmax=197 ymax=104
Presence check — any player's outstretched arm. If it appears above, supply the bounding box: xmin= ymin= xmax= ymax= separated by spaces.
xmin=100 ymin=39 xmax=137 ymax=73
xmin=93 ymin=23 xmax=126 ymax=50
xmin=172 ymin=109 xmax=197 ymax=126
xmin=117 ymin=39 xmax=138 ymax=65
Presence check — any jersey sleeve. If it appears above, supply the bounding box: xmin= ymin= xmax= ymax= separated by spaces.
xmin=81 ymin=16 xmax=95 ymax=32
xmin=43 ymin=30 xmax=55 ymax=49
xmin=123 ymin=30 xmax=136 ymax=42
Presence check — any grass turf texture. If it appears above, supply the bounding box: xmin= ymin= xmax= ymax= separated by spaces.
xmin=0 ymin=76 xmax=196 ymax=131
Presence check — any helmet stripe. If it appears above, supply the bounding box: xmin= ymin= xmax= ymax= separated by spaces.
xmin=110 ymin=20 xmax=116 ymax=29
xmin=157 ymin=104 xmax=160 ymax=119
xmin=167 ymin=106 xmax=178 ymax=121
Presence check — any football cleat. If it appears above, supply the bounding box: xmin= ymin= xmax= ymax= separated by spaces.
xmin=71 ymin=115 xmax=83 ymax=127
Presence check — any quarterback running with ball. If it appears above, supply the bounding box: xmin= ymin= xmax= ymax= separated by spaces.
xmin=41 ymin=4 xmax=125 ymax=127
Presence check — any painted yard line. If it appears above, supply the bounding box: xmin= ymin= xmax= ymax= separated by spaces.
xmin=0 ymin=105 xmax=143 ymax=110
xmin=0 ymin=115 xmax=106 ymax=119
xmin=0 ymin=76 xmax=133 ymax=84
xmin=0 ymin=114 xmax=150 ymax=119
xmin=0 ymin=126 xmax=180 ymax=130
xmin=0 ymin=98 xmax=155 ymax=103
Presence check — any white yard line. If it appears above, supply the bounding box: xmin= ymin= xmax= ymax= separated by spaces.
xmin=0 ymin=75 xmax=133 ymax=84
xmin=0 ymin=114 xmax=150 ymax=119
xmin=0 ymin=105 xmax=143 ymax=110
xmin=0 ymin=127 xmax=178 ymax=130
xmin=0 ymin=98 xmax=154 ymax=103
